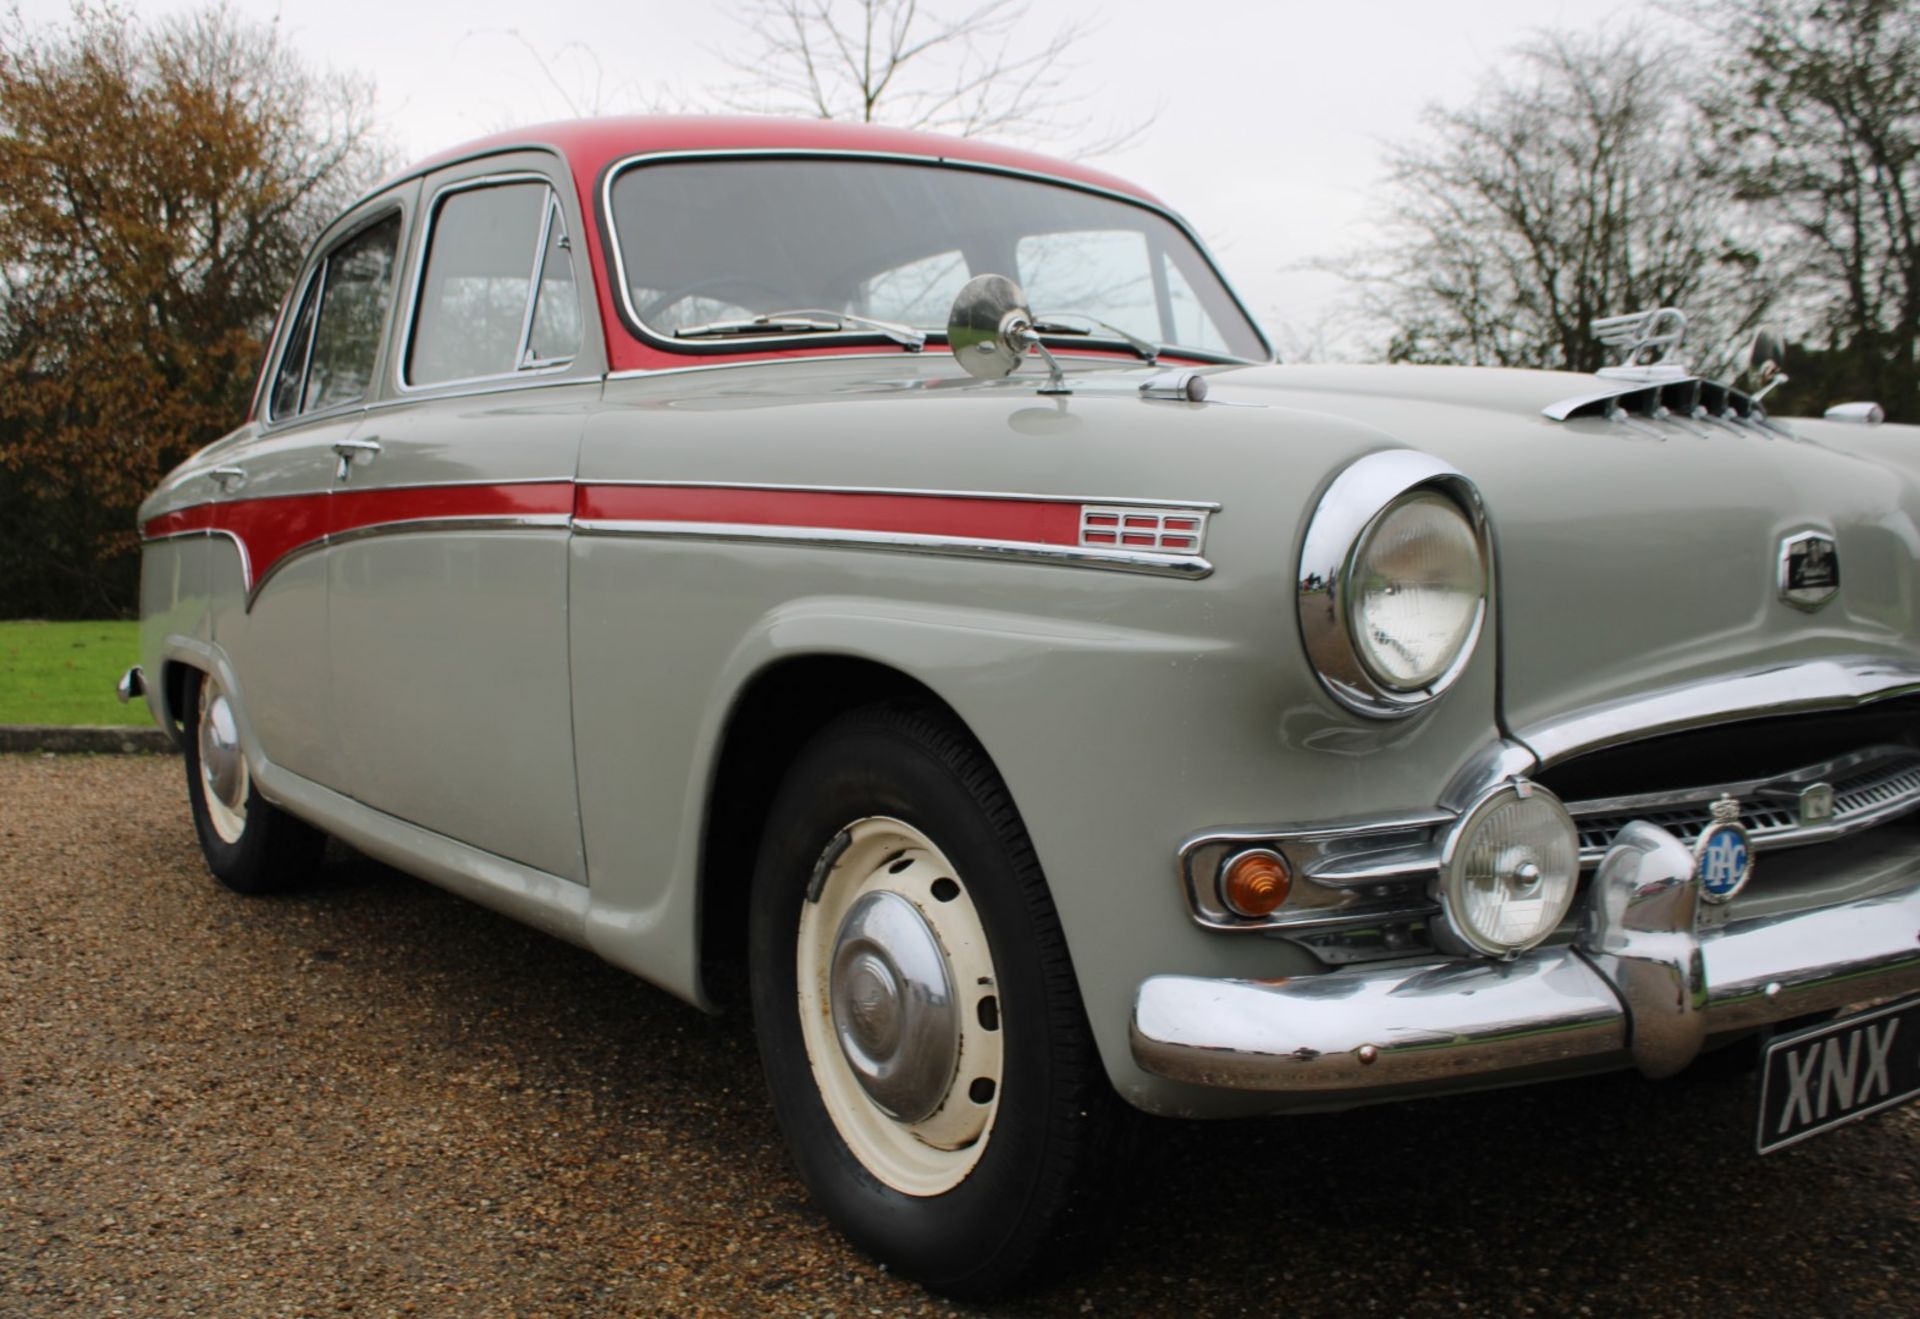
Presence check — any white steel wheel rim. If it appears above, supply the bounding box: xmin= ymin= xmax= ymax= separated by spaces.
xmin=796 ymin=816 xmax=1004 ymax=1197
xmin=196 ymin=677 xmax=249 ymax=845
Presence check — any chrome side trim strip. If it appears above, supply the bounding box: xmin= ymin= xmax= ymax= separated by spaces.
xmin=1518 ymin=657 xmax=1920 ymax=768
xmin=581 ymin=479 xmax=1221 ymax=512
xmin=326 ymin=514 xmax=572 ymax=548
xmin=244 ymin=514 xmax=571 ymax=611
xmin=573 ymin=518 xmax=1213 ymax=579
xmin=144 ymin=527 xmax=254 ymax=588
xmin=366 ymin=374 xmax=599 ymax=410
xmin=355 ymin=474 xmax=577 ymax=490
xmin=245 ymin=539 xmax=325 ymax=607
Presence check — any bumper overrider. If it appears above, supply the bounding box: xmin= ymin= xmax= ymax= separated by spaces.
xmin=1131 ymin=820 xmax=1920 ymax=1106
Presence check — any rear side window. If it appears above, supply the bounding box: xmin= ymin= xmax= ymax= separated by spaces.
xmin=269 ymin=211 xmax=403 ymax=420
xmin=407 ymin=180 xmax=581 ymax=386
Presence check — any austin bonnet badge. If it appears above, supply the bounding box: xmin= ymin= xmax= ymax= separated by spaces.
xmin=1779 ymin=531 xmax=1840 ymax=611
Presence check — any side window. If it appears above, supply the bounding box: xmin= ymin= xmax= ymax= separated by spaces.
xmin=269 ymin=278 xmax=320 ymax=419
xmin=408 ymin=179 xmax=582 ymax=386
xmin=302 ymin=214 xmax=402 ymax=414
xmin=270 ymin=212 xmax=402 ymax=421
xmin=525 ymin=198 xmax=582 ymax=365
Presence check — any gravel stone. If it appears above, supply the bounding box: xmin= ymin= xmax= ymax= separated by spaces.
xmin=2 ymin=753 xmax=1915 ymax=1315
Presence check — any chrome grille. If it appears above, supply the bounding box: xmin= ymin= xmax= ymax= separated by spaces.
xmin=1569 ymin=749 xmax=1920 ymax=866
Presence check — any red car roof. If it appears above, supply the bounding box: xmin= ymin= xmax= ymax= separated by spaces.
xmin=409 ymin=115 xmax=1162 ymax=207
xmin=383 ymin=116 xmax=1181 ymax=374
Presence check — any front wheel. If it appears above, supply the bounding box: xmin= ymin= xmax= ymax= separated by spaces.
xmin=181 ymin=668 xmax=324 ymax=894
xmin=748 ymin=704 xmax=1118 ymax=1297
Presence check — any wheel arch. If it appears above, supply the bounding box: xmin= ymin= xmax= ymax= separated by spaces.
xmin=696 ymin=653 xmax=987 ymax=1003
xmin=158 ymin=657 xmax=195 ymax=738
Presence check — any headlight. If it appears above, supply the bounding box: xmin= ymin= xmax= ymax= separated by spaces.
xmin=1435 ymin=783 xmax=1579 ymax=957
xmin=1297 ymin=450 xmax=1489 ymax=718
xmin=1350 ymin=492 xmax=1486 ymax=691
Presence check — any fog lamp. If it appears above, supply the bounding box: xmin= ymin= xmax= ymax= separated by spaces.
xmin=1436 ymin=783 xmax=1578 ymax=957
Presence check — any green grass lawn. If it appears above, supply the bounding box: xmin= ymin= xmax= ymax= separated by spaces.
xmin=0 ymin=620 xmax=151 ymax=727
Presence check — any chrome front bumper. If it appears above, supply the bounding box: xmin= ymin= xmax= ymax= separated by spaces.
xmin=1130 ymin=821 xmax=1920 ymax=1107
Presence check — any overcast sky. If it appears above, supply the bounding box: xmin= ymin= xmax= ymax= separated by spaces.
xmin=21 ymin=0 xmax=1669 ymax=352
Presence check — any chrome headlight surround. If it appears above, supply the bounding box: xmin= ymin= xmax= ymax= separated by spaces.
xmin=1296 ymin=450 xmax=1490 ymax=719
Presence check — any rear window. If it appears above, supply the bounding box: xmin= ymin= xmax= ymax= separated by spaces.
xmin=270 ymin=212 xmax=402 ymax=420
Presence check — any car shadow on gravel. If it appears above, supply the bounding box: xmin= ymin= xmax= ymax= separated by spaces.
xmin=264 ymin=841 xmax=1913 ymax=1317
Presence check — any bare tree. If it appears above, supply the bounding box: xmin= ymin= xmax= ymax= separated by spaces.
xmin=1344 ymin=28 xmax=1774 ymax=375
xmin=1685 ymin=0 xmax=1920 ymax=419
xmin=716 ymin=0 xmax=1146 ymax=154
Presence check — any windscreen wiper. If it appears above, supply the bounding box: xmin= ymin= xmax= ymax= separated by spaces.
xmin=675 ymin=309 xmax=926 ymax=351
xmin=1029 ymin=313 xmax=1160 ymax=364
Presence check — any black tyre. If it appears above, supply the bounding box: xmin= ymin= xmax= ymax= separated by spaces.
xmin=181 ymin=668 xmax=325 ymax=894
xmin=748 ymin=703 xmax=1117 ymax=1297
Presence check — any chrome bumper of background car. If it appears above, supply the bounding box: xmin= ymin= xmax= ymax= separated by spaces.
xmin=1131 ymin=820 xmax=1920 ymax=1105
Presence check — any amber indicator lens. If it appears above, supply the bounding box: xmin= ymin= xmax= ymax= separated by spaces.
xmin=1220 ymin=849 xmax=1292 ymax=918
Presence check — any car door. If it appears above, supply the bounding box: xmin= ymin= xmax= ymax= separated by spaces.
xmin=210 ymin=195 xmax=413 ymax=790
xmin=326 ymin=153 xmax=602 ymax=884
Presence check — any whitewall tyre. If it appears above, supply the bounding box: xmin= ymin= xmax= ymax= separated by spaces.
xmin=748 ymin=703 xmax=1121 ymax=1298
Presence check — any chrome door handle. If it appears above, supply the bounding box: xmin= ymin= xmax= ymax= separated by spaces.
xmin=332 ymin=437 xmax=382 ymax=481
xmin=208 ymin=466 xmax=248 ymax=491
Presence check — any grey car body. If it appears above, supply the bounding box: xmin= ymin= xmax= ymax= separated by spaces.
xmin=131 ymin=118 xmax=1920 ymax=1285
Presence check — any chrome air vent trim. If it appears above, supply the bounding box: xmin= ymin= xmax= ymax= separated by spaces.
xmin=1543 ymin=374 xmax=1789 ymax=436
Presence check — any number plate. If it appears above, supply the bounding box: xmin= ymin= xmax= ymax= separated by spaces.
xmin=1757 ymin=994 xmax=1920 ymax=1154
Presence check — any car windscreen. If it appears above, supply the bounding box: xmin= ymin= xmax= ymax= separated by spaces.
xmin=606 ymin=157 xmax=1267 ymax=360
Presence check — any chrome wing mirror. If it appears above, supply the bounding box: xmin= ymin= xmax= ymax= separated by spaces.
xmin=1746 ymin=325 xmax=1790 ymax=401
xmin=947 ymin=274 xmax=1070 ymax=394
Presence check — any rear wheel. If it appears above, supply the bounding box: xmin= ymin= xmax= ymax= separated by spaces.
xmin=181 ymin=668 xmax=324 ymax=894
xmin=748 ymin=704 xmax=1117 ymax=1297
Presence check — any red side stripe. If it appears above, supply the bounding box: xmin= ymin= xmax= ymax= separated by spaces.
xmin=334 ymin=481 xmax=575 ymax=533
xmin=145 ymin=481 xmax=1099 ymax=590
xmin=575 ymin=484 xmax=1083 ymax=546
xmin=141 ymin=482 xmax=575 ymax=588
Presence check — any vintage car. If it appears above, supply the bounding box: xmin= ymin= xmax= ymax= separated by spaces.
xmin=127 ymin=116 xmax=1920 ymax=1294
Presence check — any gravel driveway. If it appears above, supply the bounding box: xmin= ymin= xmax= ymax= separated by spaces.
xmin=3 ymin=752 xmax=1915 ymax=1316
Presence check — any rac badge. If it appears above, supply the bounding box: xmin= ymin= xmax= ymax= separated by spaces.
xmin=1779 ymin=531 xmax=1840 ymax=611
xmin=1695 ymin=794 xmax=1754 ymax=904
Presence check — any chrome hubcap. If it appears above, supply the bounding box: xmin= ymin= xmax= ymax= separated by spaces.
xmin=829 ymin=891 xmax=959 ymax=1122
xmin=197 ymin=678 xmax=248 ymax=844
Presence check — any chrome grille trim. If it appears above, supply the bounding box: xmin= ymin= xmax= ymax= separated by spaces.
xmin=1517 ymin=657 xmax=1920 ymax=768
xmin=1568 ymin=747 xmax=1920 ymax=866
